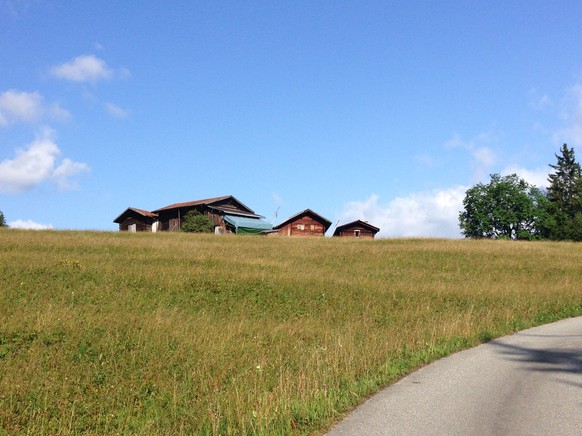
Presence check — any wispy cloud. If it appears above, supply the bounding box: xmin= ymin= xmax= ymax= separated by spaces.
xmin=0 ymin=0 xmax=33 ymax=19
xmin=0 ymin=89 xmax=69 ymax=126
xmin=340 ymin=188 xmax=466 ymax=239
xmin=553 ymin=84 xmax=582 ymax=147
xmin=53 ymin=158 xmax=90 ymax=190
xmin=8 ymin=219 xmax=54 ymax=230
xmin=528 ymin=88 xmax=552 ymax=111
xmin=445 ymin=132 xmax=498 ymax=181
xmin=414 ymin=154 xmax=437 ymax=166
xmin=104 ymin=102 xmax=129 ymax=119
xmin=0 ymin=129 xmax=89 ymax=193
xmin=50 ymin=54 xmax=128 ymax=83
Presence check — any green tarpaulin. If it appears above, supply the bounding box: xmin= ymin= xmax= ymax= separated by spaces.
xmin=223 ymin=214 xmax=273 ymax=235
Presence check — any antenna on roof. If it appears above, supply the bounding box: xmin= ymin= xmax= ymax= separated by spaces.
xmin=271 ymin=206 xmax=280 ymax=223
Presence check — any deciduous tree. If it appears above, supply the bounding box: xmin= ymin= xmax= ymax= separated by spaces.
xmin=459 ymin=174 xmax=551 ymax=240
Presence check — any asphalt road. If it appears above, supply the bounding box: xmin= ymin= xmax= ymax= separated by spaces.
xmin=327 ymin=316 xmax=582 ymax=436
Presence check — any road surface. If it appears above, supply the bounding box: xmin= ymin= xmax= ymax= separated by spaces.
xmin=327 ymin=316 xmax=582 ymax=435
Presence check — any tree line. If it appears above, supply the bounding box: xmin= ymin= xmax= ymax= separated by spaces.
xmin=459 ymin=144 xmax=582 ymax=240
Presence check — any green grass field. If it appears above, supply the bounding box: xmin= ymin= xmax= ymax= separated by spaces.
xmin=1 ymin=229 xmax=582 ymax=434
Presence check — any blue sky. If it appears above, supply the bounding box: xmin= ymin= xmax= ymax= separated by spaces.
xmin=2 ymin=1 xmax=582 ymax=237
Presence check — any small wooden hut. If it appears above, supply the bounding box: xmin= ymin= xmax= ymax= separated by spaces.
xmin=113 ymin=208 xmax=159 ymax=232
xmin=272 ymin=209 xmax=331 ymax=237
xmin=332 ymin=220 xmax=380 ymax=239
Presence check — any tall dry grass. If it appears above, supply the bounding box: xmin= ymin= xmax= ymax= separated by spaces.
xmin=1 ymin=229 xmax=582 ymax=434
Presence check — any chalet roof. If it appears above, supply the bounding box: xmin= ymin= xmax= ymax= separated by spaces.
xmin=153 ymin=195 xmax=258 ymax=215
xmin=273 ymin=208 xmax=332 ymax=231
xmin=113 ymin=207 xmax=158 ymax=223
xmin=333 ymin=219 xmax=380 ymax=236
xmin=207 ymin=205 xmax=263 ymax=219
xmin=153 ymin=196 xmax=232 ymax=212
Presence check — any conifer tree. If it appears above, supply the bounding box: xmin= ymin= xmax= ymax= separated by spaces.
xmin=546 ymin=144 xmax=582 ymax=240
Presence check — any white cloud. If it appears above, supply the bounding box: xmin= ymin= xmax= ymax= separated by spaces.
xmin=0 ymin=130 xmax=89 ymax=193
xmin=444 ymin=132 xmax=497 ymax=181
xmin=553 ymin=84 xmax=582 ymax=147
xmin=0 ymin=90 xmax=70 ymax=125
xmin=472 ymin=146 xmax=496 ymax=167
xmin=53 ymin=158 xmax=90 ymax=190
xmin=104 ymin=102 xmax=129 ymax=119
xmin=501 ymin=165 xmax=549 ymax=188
xmin=340 ymin=187 xmax=467 ymax=239
xmin=0 ymin=90 xmax=42 ymax=124
xmin=50 ymin=55 xmax=116 ymax=83
xmin=8 ymin=219 xmax=54 ymax=230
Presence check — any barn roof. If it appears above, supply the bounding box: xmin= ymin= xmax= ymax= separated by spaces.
xmin=273 ymin=208 xmax=332 ymax=231
xmin=333 ymin=219 xmax=380 ymax=236
xmin=113 ymin=207 xmax=158 ymax=223
xmin=153 ymin=195 xmax=259 ymax=216
xmin=153 ymin=196 xmax=232 ymax=212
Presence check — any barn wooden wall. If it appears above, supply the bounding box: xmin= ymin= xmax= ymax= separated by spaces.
xmin=277 ymin=215 xmax=327 ymax=237
xmin=119 ymin=216 xmax=153 ymax=232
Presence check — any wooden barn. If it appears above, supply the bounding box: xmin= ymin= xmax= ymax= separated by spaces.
xmin=113 ymin=208 xmax=159 ymax=232
xmin=333 ymin=220 xmax=380 ymax=239
xmin=272 ymin=209 xmax=332 ymax=237
xmin=114 ymin=196 xmax=272 ymax=234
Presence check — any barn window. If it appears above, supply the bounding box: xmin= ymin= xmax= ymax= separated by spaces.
xmin=310 ymin=224 xmax=315 ymax=230
xmin=354 ymin=230 xmax=360 ymax=238
xmin=297 ymin=224 xmax=305 ymax=230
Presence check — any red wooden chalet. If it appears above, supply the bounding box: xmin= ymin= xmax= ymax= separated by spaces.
xmin=272 ymin=209 xmax=332 ymax=237
xmin=332 ymin=220 xmax=380 ymax=239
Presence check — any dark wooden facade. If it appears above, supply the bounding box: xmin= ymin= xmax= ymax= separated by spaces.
xmin=153 ymin=196 xmax=262 ymax=233
xmin=113 ymin=208 xmax=158 ymax=232
xmin=333 ymin=220 xmax=380 ymax=239
xmin=114 ymin=196 xmax=264 ymax=233
xmin=273 ymin=209 xmax=332 ymax=237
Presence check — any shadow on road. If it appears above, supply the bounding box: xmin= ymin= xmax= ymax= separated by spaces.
xmin=490 ymin=335 xmax=582 ymax=376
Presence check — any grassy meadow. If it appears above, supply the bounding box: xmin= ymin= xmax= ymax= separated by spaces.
xmin=1 ymin=229 xmax=582 ymax=434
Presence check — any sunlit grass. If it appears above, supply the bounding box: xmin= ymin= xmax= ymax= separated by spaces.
xmin=1 ymin=229 xmax=581 ymax=434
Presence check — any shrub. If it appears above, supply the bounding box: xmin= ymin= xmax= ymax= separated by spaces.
xmin=181 ymin=210 xmax=214 ymax=233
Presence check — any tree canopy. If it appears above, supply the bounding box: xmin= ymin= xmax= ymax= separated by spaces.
xmin=459 ymin=144 xmax=582 ymax=241
xmin=546 ymin=144 xmax=582 ymax=240
xmin=459 ymin=174 xmax=551 ymax=240
xmin=0 ymin=211 xmax=6 ymax=227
